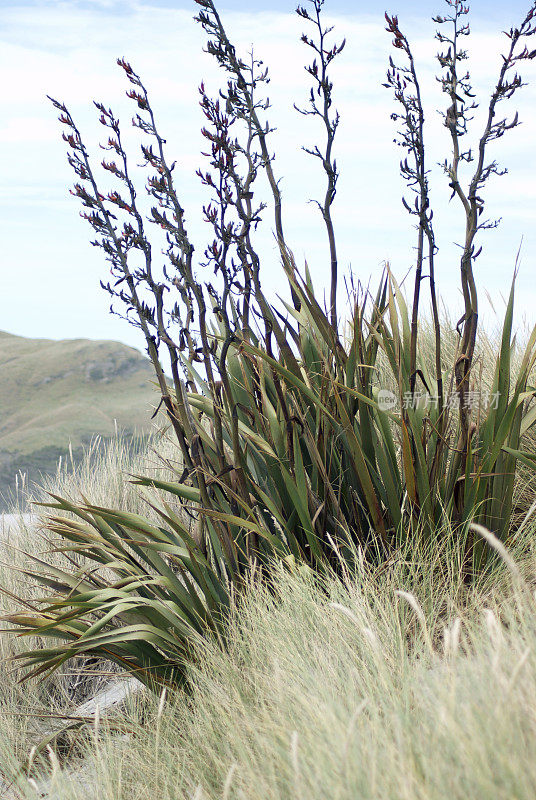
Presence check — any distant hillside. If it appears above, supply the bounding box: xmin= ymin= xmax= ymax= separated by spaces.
xmin=0 ymin=331 xmax=157 ymax=508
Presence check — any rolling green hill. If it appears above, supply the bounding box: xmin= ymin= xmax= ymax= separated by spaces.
xmin=0 ymin=330 xmax=157 ymax=507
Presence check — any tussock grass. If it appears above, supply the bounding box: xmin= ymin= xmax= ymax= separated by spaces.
xmin=10 ymin=531 xmax=536 ymax=800
xmin=33 ymin=428 xmax=181 ymax=521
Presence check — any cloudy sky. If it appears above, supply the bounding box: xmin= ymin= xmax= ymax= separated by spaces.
xmin=2 ymin=0 xmax=536 ymax=354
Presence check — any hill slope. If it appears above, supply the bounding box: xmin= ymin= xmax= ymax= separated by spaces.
xmin=0 ymin=331 xmax=157 ymax=506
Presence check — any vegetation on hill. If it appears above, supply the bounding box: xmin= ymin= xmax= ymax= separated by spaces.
xmin=0 ymin=331 xmax=156 ymax=507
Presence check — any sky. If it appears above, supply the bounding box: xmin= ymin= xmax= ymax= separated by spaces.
xmin=2 ymin=0 xmax=536 ymax=356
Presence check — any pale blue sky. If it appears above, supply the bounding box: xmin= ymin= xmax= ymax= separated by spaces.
xmin=2 ymin=0 xmax=536 ymax=354
xmin=8 ymin=0 xmax=533 ymax=16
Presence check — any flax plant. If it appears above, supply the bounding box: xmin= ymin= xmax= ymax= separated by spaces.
xmin=4 ymin=0 xmax=536 ymax=692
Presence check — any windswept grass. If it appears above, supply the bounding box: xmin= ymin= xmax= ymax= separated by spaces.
xmin=33 ymin=429 xmax=181 ymax=522
xmin=3 ymin=529 xmax=536 ymax=799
